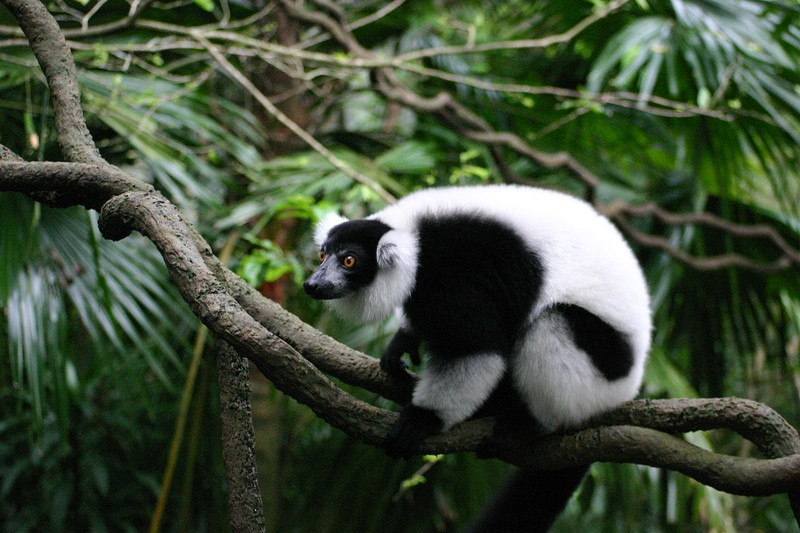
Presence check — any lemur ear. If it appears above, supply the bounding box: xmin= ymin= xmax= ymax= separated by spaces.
xmin=377 ymin=229 xmax=417 ymax=269
xmin=314 ymin=212 xmax=349 ymax=247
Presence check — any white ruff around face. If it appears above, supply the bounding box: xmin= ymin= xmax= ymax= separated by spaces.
xmin=327 ymin=227 xmax=419 ymax=323
xmin=314 ymin=212 xmax=349 ymax=247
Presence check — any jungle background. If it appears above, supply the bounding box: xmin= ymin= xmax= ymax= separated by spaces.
xmin=1 ymin=0 xmax=800 ymax=531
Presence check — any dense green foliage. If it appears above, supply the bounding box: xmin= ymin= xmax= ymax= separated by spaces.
xmin=1 ymin=0 xmax=799 ymax=531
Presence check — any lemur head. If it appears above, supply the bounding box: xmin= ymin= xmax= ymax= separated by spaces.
xmin=304 ymin=213 xmax=418 ymax=322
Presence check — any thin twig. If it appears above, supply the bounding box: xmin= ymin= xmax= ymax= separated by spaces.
xmin=611 ymin=201 xmax=800 ymax=264
xmin=614 ymin=216 xmax=793 ymax=273
xmin=391 ymin=0 xmax=632 ymax=63
xmin=192 ymin=31 xmax=396 ymax=204
xmin=398 ymin=63 xmax=735 ymax=121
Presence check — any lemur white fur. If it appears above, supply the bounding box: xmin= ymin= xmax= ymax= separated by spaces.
xmin=313 ymin=184 xmax=651 ymax=432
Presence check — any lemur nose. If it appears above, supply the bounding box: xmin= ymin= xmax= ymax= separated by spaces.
xmin=303 ymin=279 xmax=318 ymax=296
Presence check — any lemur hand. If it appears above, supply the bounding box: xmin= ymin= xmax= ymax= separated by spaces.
xmin=380 ymin=329 xmax=421 ymax=377
xmin=384 ymin=405 xmax=442 ymax=459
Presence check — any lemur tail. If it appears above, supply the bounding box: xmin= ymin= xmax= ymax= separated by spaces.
xmin=466 ymin=464 xmax=590 ymax=532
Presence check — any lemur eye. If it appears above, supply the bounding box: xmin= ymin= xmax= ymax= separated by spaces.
xmin=342 ymin=255 xmax=357 ymax=269
xmin=318 ymin=251 xmax=326 ymax=263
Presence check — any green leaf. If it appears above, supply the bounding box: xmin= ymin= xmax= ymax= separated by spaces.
xmin=7 ymin=265 xmax=67 ymax=435
xmin=375 ymin=142 xmax=438 ymax=175
xmin=400 ymin=474 xmax=427 ymax=491
xmin=193 ymin=0 xmax=214 ymax=12
xmin=92 ymin=43 xmax=109 ymax=68
xmin=236 ymin=239 xmax=305 ymax=287
xmin=588 ymin=17 xmax=673 ymax=92
xmin=697 ymin=86 xmax=711 ymax=108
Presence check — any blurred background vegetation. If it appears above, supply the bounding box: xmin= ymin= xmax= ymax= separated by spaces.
xmin=1 ymin=0 xmax=799 ymax=531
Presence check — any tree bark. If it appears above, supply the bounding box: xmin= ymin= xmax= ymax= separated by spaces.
xmin=216 ymin=341 xmax=266 ymax=533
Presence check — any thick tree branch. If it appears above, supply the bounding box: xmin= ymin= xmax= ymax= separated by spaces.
xmin=595 ymin=398 xmax=800 ymax=458
xmin=216 ymin=340 xmax=266 ymax=533
xmin=1 ymin=0 xmax=101 ymax=164
xmin=219 ymin=267 xmax=415 ymax=404
xmin=513 ymin=425 xmax=800 ymax=497
xmin=98 ymin=190 xmax=399 ymax=446
xmin=0 ymin=161 xmax=151 ymax=209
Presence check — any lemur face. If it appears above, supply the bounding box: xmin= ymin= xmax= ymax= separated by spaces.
xmin=304 ymin=219 xmax=392 ymax=300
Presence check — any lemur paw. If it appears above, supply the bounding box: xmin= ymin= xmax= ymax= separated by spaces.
xmin=380 ymin=329 xmax=421 ymax=378
xmin=384 ymin=405 xmax=443 ymax=459
xmin=379 ymin=353 xmax=410 ymax=378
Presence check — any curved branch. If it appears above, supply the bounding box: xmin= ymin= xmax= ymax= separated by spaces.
xmin=511 ymin=426 xmax=800 ymax=497
xmin=595 ymin=398 xmax=800 ymax=458
xmin=219 ymin=267 xmax=415 ymax=404
xmin=1 ymin=0 xmax=101 ymax=163
xmin=610 ymin=201 xmax=800 ymax=266
xmin=603 ymin=399 xmax=800 ymax=517
xmin=464 ymin=130 xmax=601 ymax=189
xmin=98 ymin=190 xmax=399 ymax=446
xmin=614 ymin=216 xmax=793 ymax=273
xmin=0 ymin=161 xmax=151 ymax=209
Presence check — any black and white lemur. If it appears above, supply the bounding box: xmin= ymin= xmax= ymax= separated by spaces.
xmin=304 ymin=185 xmax=651 ymax=531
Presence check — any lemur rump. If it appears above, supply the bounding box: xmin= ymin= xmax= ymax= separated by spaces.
xmin=304 ymin=185 xmax=651 ymax=459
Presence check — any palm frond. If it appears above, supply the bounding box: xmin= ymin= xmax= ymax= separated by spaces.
xmin=2 ymin=193 xmax=197 ymax=439
xmin=6 ymin=265 xmax=67 ymax=437
xmin=38 ymin=206 xmax=195 ymax=388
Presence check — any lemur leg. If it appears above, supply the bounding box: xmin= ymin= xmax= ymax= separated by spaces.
xmin=385 ymin=353 xmax=506 ymax=458
xmin=380 ymin=327 xmax=421 ymax=377
xmin=474 ymin=376 xmax=549 ymax=459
